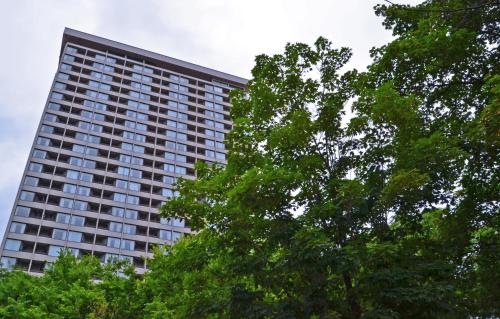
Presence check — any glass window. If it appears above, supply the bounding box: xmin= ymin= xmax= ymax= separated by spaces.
xmin=41 ymin=125 xmax=54 ymax=134
xmin=63 ymin=183 xmax=77 ymax=194
xmin=85 ymin=147 xmax=98 ymax=156
xmin=10 ymin=222 xmax=26 ymax=234
xmin=66 ymin=170 xmax=80 ymax=181
xmin=121 ymin=239 xmax=135 ymax=251
xmin=50 ymin=92 xmax=64 ymax=100
xmin=48 ymin=245 xmax=63 ymax=257
xmin=91 ymin=124 xmax=103 ymax=133
xmin=72 ymin=144 xmax=85 ymax=154
xmin=27 ymin=163 xmax=41 ymax=174
xmin=216 ymin=142 xmax=225 ymax=149
xmin=165 ymin=152 xmax=175 ymax=161
xmin=93 ymin=112 xmax=106 ymax=121
xmin=205 ymin=139 xmax=215 ymax=147
xmin=162 ymin=176 xmax=175 ymax=184
xmin=33 ymin=150 xmax=47 ymax=159
xmin=126 ymin=110 xmax=137 ymax=118
xmin=75 ymin=132 xmax=88 ymax=142
xmin=125 ymin=120 xmax=136 ymax=129
xmin=116 ymin=179 xmax=128 ymax=189
xmin=80 ymin=173 xmax=93 ymax=183
xmin=159 ymin=229 xmax=171 ymax=240
xmin=4 ymin=239 xmax=21 ymax=251
xmin=107 ymin=237 xmax=121 ymax=249
xmin=162 ymin=188 xmax=173 ymax=198
xmin=56 ymin=213 xmax=71 ymax=224
xmin=164 ymin=164 xmax=175 ymax=173
xmin=104 ymin=253 xmax=119 ymax=264
xmin=135 ymin=134 xmax=146 ymax=143
xmin=125 ymin=209 xmax=138 ymax=220
xmin=44 ymin=114 xmax=58 ymax=123
xmin=24 ymin=176 xmax=39 ymax=187
xmin=205 ymin=110 xmax=214 ymax=117
xmin=119 ymin=154 xmax=131 ymax=163
xmin=59 ymin=198 xmax=74 ymax=208
xmin=52 ymin=229 xmax=67 ymax=240
xmin=48 ymin=246 xmax=79 ymax=257
xmin=77 ymin=186 xmax=91 ymax=196
xmin=60 ymin=63 xmax=72 ymax=71
xmin=0 ymin=257 xmax=16 ymax=270
xmin=122 ymin=224 xmax=136 ymax=235
xmin=20 ymin=191 xmax=35 ymax=201
xmin=109 ymin=222 xmax=122 ymax=233
xmin=123 ymin=131 xmax=135 ymax=140
xmin=133 ymin=145 xmax=145 ymax=154
xmin=63 ymin=54 xmax=75 ymax=62
xmin=166 ymin=130 xmax=176 ymax=139
xmin=78 ymin=121 xmax=91 ymax=130
xmin=15 ymin=206 xmax=30 ymax=217
xmin=95 ymin=102 xmax=108 ymax=111
xmin=113 ymin=193 xmax=127 ymax=203
xmin=172 ymin=218 xmax=185 ymax=227
xmin=177 ymin=143 xmax=187 ymax=152
xmin=36 ymin=137 xmax=50 ymax=146
xmin=175 ymin=166 xmax=186 ymax=174
xmin=69 ymin=157 xmax=83 ymax=166
xmin=117 ymin=167 xmax=130 ymax=176
xmin=83 ymin=159 xmax=96 ymax=169
xmin=111 ymin=207 xmax=124 ymax=218
xmin=129 ymin=182 xmax=140 ymax=192
xmin=205 ymin=150 xmax=215 ymax=158
xmin=126 ymin=195 xmax=139 ymax=205
xmin=121 ymin=142 xmax=133 ymax=151
xmin=172 ymin=232 xmax=182 ymax=241
xmin=87 ymin=135 xmax=101 ymax=144
xmin=71 ymin=215 xmax=85 ymax=227
xmin=67 ymin=231 xmax=82 ymax=242
xmin=138 ymin=102 xmax=149 ymax=111
xmin=73 ymin=200 xmax=88 ymax=210
xmin=131 ymin=157 xmax=143 ymax=165
xmin=172 ymin=231 xmax=181 ymax=241
xmin=216 ymin=152 xmax=226 ymax=160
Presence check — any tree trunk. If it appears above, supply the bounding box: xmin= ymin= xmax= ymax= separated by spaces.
xmin=343 ymin=272 xmax=362 ymax=319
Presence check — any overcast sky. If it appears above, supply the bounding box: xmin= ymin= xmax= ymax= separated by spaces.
xmin=0 ymin=0 xmax=420 ymax=239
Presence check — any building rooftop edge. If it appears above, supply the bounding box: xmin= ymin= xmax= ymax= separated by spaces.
xmin=61 ymin=27 xmax=248 ymax=86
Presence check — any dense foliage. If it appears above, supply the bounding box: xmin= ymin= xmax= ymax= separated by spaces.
xmin=1 ymin=0 xmax=498 ymax=318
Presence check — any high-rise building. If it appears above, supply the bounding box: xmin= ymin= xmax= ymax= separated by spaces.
xmin=0 ymin=28 xmax=246 ymax=274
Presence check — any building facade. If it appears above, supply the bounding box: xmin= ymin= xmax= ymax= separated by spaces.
xmin=0 ymin=28 xmax=246 ymax=274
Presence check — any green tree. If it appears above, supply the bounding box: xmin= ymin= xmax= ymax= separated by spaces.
xmin=159 ymin=0 xmax=499 ymax=318
xmin=0 ymin=252 xmax=144 ymax=318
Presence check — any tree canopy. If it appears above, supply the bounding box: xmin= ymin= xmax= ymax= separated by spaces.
xmin=1 ymin=0 xmax=498 ymax=318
